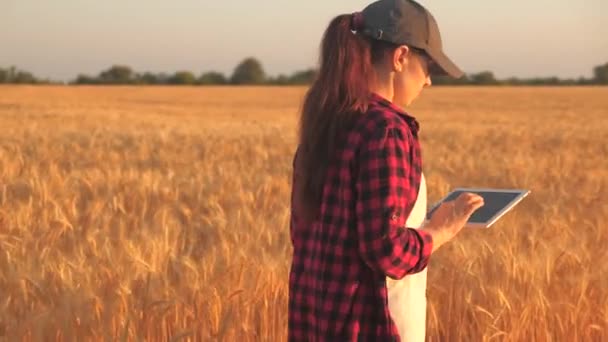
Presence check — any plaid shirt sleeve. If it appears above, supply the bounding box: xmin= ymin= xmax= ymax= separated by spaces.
xmin=355 ymin=121 xmax=434 ymax=280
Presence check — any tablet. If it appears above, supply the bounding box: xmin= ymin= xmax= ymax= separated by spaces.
xmin=425 ymin=188 xmax=531 ymax=228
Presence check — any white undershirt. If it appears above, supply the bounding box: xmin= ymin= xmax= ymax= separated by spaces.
xmin=387 ymin=172 xmax=428 ymax=342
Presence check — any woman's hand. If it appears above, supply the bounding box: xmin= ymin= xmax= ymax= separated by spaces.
xmin=420 ymin=192 xmax=484 ymax=253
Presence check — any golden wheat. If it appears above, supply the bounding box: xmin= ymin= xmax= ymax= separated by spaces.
xmin=0 ymin=85 xmax=606 ymax=341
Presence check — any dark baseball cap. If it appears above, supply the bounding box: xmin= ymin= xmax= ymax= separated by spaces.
xmin=359 ymin=0 xmax=464 ymax=78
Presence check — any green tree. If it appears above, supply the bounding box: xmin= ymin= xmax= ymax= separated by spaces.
xmin=289 ymin=69 xmax=317 ymax=85
xmin=13 ymin=70 xmax=37 ymax=84
xmin=168 ymin=71 xmax=197 ymax=85
xmin=98 ymin=65 xmax=134 ymax=84
xmin=198 ymin=71 xmax=227 ymax=85
xmin=268 ymin=74 xmax=290 ymax=85
xmin=0 ymin=66 xmax=15 ymax=83
xmin=7 ymin=66 xmax=17 ymax=82
xmin=470 ymin=71 xmax=498 ymax=85
xmin=13 ymin=71 xmax=36 ymax=84
xmin=504 ymin=77 xmax=523 ymax=86
xmin=0 ymin=66 xmax=38 ymax=84
xmin=593 ymin=62 xmax=608 ymax=84
xmin=0 ymin=68 xmax=8 ymax=83
xmin=577 ymin=77 xmax=591 ymax=85
xmin=155 ymin=72 xmax=172 ymax=85
xmin=431 ymin=74 xmax=471 ymax=85
xmin=230 ymin=57 xmax=266 ymax=85
xmin=136 ymin=72 xmax=160 ymax=85
xmin=73 ymin=74 xmax=98 ymax=84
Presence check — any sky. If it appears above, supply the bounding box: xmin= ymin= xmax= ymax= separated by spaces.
xmin=1 ymin=0 xmax=606 ymax=82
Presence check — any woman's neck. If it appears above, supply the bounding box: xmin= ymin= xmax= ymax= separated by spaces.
xmin=370 ymin=68 xmax=394 ymax=102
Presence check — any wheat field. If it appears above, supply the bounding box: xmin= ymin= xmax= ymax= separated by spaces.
xmin=0 ymin=85 xmax=606 ymax=341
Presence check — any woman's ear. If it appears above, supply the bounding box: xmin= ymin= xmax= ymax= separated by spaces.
xmin=393 ymin=45 xmax=410 ymax=73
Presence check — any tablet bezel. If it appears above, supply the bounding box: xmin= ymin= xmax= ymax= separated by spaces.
xmin=425 ymin=188 xmax=531 ymax=228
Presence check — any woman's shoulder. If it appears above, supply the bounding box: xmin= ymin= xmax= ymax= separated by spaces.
xmin=352 ymin=103 xmax=417 ymax=142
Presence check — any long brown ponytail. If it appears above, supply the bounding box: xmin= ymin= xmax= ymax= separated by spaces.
xmin=294 ymin=14 xmax=397 ymax=221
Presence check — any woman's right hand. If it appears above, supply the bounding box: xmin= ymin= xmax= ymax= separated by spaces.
xmin=421 ymin=192 xmax=485 ymax=252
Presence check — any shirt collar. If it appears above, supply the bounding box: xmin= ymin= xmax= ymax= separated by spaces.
xmin=369 ymin=92 xmax=420 ymax=135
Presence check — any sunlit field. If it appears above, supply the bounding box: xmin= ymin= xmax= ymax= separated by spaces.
xmin=0 ymin=86 xmax=606 ymax=341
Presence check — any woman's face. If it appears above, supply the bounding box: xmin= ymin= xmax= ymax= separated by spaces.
xmin=391 ymin=47 xmax=433 ymax=107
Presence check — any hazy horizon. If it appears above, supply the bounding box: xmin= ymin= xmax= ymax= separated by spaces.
xmin=1 ymin=0 xmax=606 ymax=82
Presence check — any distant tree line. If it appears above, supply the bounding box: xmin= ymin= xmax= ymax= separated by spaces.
xmin=70 ymin=58 xmax=317 ymax=86
xmin=430 ymin=69 xmax=605 ymax=86
xmin=0 ymin=66 xmax=57 ymax=84
xmin=2 ymin=59 xmax=608 ymax=86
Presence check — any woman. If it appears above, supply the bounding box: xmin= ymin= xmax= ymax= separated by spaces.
xmin=288 ymin=0 xmax=484 ymax=341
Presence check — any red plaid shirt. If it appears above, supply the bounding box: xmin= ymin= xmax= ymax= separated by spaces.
xmin=288 ymin=93 xmax=434 ymax=341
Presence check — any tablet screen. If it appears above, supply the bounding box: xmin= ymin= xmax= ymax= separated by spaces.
xmin=426 ymin=190 xmax=523 ymax=223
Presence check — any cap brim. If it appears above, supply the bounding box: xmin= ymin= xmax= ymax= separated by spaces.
xmin=426 ymin=49 xmax=464 ymax=79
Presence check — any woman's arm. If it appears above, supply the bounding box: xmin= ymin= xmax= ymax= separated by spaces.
xmin=355 ymin=122 xmax=433 ymax=280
